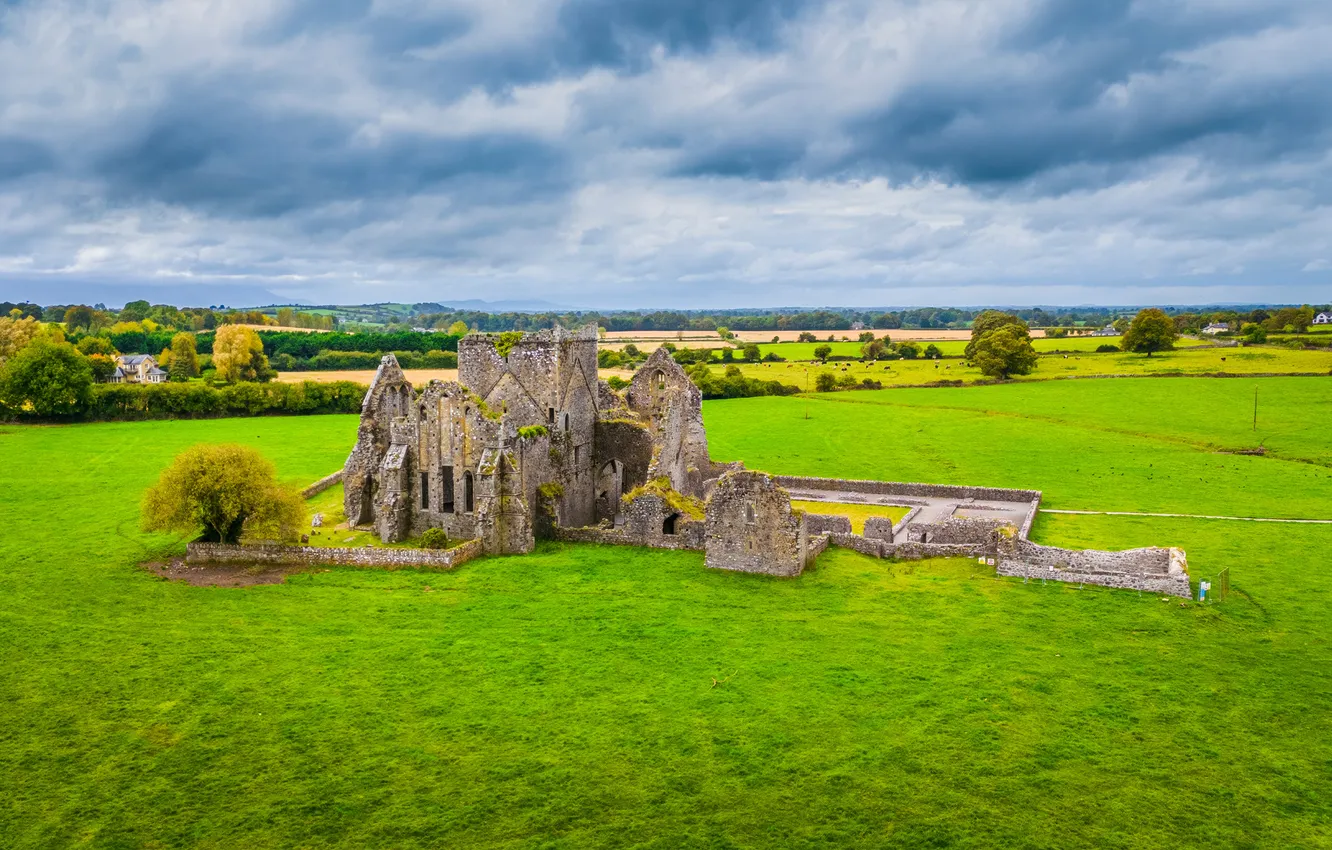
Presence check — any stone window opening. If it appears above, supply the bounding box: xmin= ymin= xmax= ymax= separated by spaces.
xmin=561 ymin=412 xmax=570 ymax=430
xmin=662 ymin=513 xmax=679 ymax=535
xmin=745 ymin=502 xmax=756 ymax=524
xmin=463 ymin=471 xmax=475 ymax=513
xmin=441 ymin=466 xmax=455 ymax=513
xmin=656 ymin=370 xmax=666 ymax=391
xmin=420 ymin=473 xmax=429 ymax=510
xmin=548 ymin=407 xmax=555 ymax=423
xmin=573 ymin=444 xmax=581 ymax=466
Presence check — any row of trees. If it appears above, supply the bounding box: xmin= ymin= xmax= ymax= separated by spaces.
xmin=0 ymin=318 xmax=280 ymax=418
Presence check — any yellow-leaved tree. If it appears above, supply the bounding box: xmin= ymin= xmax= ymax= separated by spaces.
xmin=141 ymin=444 xmax=305 ymax=543
xmin=211 ymin=324 xmax=274 ymax=383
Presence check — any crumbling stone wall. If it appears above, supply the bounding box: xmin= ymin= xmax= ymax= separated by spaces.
xmin=187 ymin=539 xmax=484 ymax=570
xmin=997 ymin=540 xmax=1190 ymax=597
xmin=863 ymin=515 xmax=896 ymax=541
xmin=627 ymin=348 xmax=711 ymax=499
xmin=773 ymin=476 xmax=1041 ymax=511
xmin=804 ymin=513 xmax=852 ymax=535
xmin=704 ymin=470 xmax=812 ymax=577
xmin=302 ymin=469 xmax=345 ymax=499
xmin=593 ymin=419 xmax=654 ymax=523
xmin=902 ymin=518 xmax=1009 ymax=545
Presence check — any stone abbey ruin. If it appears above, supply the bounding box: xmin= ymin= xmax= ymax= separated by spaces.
xmin=341 ymin=324 xmax=1192 ymax=596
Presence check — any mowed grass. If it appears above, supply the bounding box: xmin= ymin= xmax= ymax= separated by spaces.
xmin=791 ymin=500 xmax=911 ymax=533
xmin=752 ymin=335 xmax=1211 ymax=361
xmin=728 ymin=343 xmax=1332 ymax=388
xmin=705 ymin=380 xmax=1332 ymax=519
xmin=1 ymin=379 xmax=1331 ymax=847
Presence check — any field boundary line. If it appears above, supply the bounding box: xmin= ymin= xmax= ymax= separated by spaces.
xmin=1042 ymin=509 xmax=1332 ymax=524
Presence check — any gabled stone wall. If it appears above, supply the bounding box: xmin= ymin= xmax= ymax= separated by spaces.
xmin=704 ymin=470 xmax=811 ymax=577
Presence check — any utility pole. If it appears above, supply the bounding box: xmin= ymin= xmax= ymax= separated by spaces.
xmin=799 ymin=367 xmax=809 ymax=421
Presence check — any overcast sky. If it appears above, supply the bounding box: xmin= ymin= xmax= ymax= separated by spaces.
xmin=1 ymin=0 xmax=1330 ymax=309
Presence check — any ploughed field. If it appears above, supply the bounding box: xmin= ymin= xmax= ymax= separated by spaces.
xmin=2 ymin=376 xmax=1332 ymax=848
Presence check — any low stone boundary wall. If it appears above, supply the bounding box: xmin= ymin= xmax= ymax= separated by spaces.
xmin=1018 ymin=496 xmax=1042 ymax=539
xmin=807 ymin=533 xmax=831 ymax=561
xmin=825 ymin=533 xmax=986 ymax=560
xmin=804 ymin=513 xmax=852 ymax=535
xmin=187 ymin=538 xmax=483 ymax=570
xmin=902 ymin=517 xmax=1008 ymax=545
xmin=998 ymin=560 xmax=1191 ymax=597
xmin=889 ymin=507 xmax=922 ymax=541
xmin=997 ymin=541 xmax=1190 ymax=597
xmin=552 ymin=524 xmax=705 ymax=551
xmin=301 ymin=469 xmax=345 ymax=498
xmin=774 ymin=475 xmax=1041 ymax=505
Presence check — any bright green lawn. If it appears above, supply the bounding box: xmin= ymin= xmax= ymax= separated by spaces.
xmin=752 ymin=336 xmax=1211 ymax=361
xmin=790 ymin=500 xmax=911 ymax=534
xmin=731 ymin=343 xmax=1332 ymax=388
xmin=3 ymin=381 xmax=1332 ymax=848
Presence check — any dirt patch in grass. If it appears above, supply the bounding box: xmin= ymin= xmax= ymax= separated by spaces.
xmin=143 ymin=557 xmax=316 ymax=588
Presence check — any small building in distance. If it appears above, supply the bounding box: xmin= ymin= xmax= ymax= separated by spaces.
xmin=110 ymin=354 xmax=167 ymax=384
xmin=1089 ymin=324 xmax=1120 ymax=337
xmin=1201 ymin=323 xmax=1231 ymax=335
xmin=1313 ymin=312 xmax=1331 ymax=325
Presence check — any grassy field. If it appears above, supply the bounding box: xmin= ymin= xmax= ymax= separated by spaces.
xmin=2 ymin=377 xmax=1332 ymax=847
xmin=791 ymin=500 xmax=911 ymax=533
xmin=728 ymin=344 xmax=1332 ymax=388
xmin=747 ymin=336 xmax=1212 ymax=361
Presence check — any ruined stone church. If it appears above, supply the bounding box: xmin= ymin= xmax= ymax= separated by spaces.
xmin=344 ymin=325 xmax=720 ymax=556
xmin=342 ymin=324 xmax=1191 ymax=595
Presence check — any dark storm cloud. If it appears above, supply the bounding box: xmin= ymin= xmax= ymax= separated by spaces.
xmin=0 ymin=0 xmax=1329 ymax=306
xmin=552 ymin=0 xmax=811 ymax=70
xmin=662 ymin=0 xmax=1332 ymax=188
xmin=93 ymin=82 xmax=570 ymax=218
xmin=0 ymin=137 xmax=54 ymax=182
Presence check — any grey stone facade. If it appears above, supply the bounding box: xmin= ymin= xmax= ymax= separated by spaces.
xmin=704 ymin=471 xmax=815 ymax=577
xmin=344 ymin=325 xmax=714 ymax=557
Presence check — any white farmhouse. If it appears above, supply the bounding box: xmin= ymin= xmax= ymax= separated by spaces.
xmin=111 ymin=354 xmax=168 ymax=383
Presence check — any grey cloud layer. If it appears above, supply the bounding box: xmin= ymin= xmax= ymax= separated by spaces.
xmin=0 ymin=0 xmax=1328 ymax=306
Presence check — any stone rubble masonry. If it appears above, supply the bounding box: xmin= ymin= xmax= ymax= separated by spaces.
xmin=997 ymin=540 xmax=1191 ymax=598
xmin=773 ymin=475 xmax=1042 ymax=506
xmin=863 ymin=515 xmax=898 ymax=541
xmin=902 ymin=518 xmax=1009 ymax=545
xmin=704 ymin=470 xmax=813 ymax=577
xmin=301 ymin=469 xmax=345 ymax=499
xmin=187 ymin=539 xmax=485 ymax=571
xmin=803 ymin=513 xmax=852 ymax=536
xmin=826 ymin=533 xmax=987 ymax=560
xmin=553 ymin=524 xmax=704 ymax=552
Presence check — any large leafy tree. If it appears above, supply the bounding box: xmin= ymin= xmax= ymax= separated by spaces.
xmin=168 ymin=332 xmax=200 ymax=380
xmin=212 ymin=324 xmax=274 ymax=383
xmin=0 ymin=337 xmax=94 ymax=417
xmin=0 ymin=315 xmax=44 ymax=360
xmin=965 ymin=311 xmax=1029 ymax=359
xmin=1121 ymin=308 xmax=1179 ymax=356
xmin=141 ymin=444 xmax=305 ymax=544
xmin=972 ymin=325 xmax=1038 ymax=379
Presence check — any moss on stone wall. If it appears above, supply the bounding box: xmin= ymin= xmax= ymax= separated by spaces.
xmin=623 ymin=477 xmax=705 ymax=520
